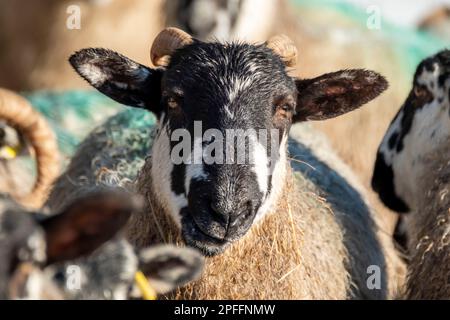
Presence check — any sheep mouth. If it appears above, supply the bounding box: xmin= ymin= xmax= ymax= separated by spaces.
xmin=180 ymin=209 xmax=230 ymax=257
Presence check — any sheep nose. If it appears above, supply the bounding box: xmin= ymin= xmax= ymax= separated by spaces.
xmin=210 ymin=200 xmax=257 ymax=237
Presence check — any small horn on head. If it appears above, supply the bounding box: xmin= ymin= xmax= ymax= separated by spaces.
xmin=266 ymin=34 xmax=298 ymax=68
xmin=0 ymin=88 xmax=60 ymax=209
xmin=150 ymin=27 xmax=194 ymax=67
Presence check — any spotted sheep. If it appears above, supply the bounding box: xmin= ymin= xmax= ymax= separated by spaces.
xmin=0 ymin=191 xmax=204 ymax=300
xmin=372 ymin=50 xmax=450 ymax=299
xmin=46 ymin=27 xmax=405 ymax=299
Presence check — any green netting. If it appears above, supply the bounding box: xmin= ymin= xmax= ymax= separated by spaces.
xmin=24 ymin=90 xmax=124 ymax=157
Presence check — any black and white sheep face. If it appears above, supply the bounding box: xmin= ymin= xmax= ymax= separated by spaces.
xmin=154 ymin=42 xmax=297 ymax=255
xmin=69 ymin=36 xmax=388 ymax=256
xmin=372 ymin=50 xmax=450 ymax=213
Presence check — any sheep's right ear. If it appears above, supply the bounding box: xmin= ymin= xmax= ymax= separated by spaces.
xmin=138 ymin=245 xmax=204 ymax=294
xmin=41 ymin=191 xmax=141 ymax=265
xmin=69 ymin=48 xmax=163 ymax=116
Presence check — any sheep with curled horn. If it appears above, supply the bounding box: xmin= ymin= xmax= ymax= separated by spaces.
xmin=0 ymin=190 xmax=204 ymax=300
xmin=0 ymin=88 xmax=60 ymax=209
xmin=47 ymin=28 xmax=405 ymax=299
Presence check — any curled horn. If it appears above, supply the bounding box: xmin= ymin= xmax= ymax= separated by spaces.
xmin=266 ymin=34 xmax=298 ymax=68
xmin=150 ymin=27 xmax=194 ymax=67
xmin=0 ymin=88 xmax=60 ymax=209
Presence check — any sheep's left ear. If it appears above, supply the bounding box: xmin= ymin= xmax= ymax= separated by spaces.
xmin=294 ymin=69 xmax=388 ymax=122
xmin=41 ymin=191 xmax=139 ymax=265
xmin=138 ymin=245 xmax=204 ymax=294
xmin=69 ymin=48 xmax=163 ymax=116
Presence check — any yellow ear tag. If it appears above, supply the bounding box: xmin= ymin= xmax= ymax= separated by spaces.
xmin=0 ymin=146 xmax=18 ymax=159
xmin=134 ymin=271 xmax=157 ymax=300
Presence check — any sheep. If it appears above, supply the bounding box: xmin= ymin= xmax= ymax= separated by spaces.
xmin=163 ymin=0 xmax=450 ymax=235
xmin=47 ymin=27 xmax=405 ymax=299
xmin=0 ymin=88 xmax=60 ymax=209
xmin=372 ymin=50 xmax=450 ymax=299
xmin=0 ymin=190 xmax=204 ymax=300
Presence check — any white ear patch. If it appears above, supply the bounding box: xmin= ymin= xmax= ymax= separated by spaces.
xmin=78 ymin=64 xmax=108 ymax=86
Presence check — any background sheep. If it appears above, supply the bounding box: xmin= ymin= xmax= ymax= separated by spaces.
xmin=372 ymin=50 xmax=450 ymax=299
xmin=47 ymin=28 xmax=405 ymax=299
xmin=0 ymin=190 xmax=203 ymax=300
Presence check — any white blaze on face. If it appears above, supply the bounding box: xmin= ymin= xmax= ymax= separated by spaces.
xmin=224 ymin=76 xmax=253 ymax=119
xmin=185 ymin=137 xmax=208 ymax=195
xmin=254 ymin=134 xmax=288 ymax=223
xmin=251 ymin=135 xmax=269 ymax=197
xmin=151 ymin=117 xmax=187 ymax=228
xmin=380 ymin=64 xmax=450 ymax=209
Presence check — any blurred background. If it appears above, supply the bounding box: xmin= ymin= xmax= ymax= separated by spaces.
xmin=0 ymin=0 xmax=449 ymax=231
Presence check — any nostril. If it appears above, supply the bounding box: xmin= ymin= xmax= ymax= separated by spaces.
xmin=230 ymin=201 xmax=256 ymax=227
xmin=210 ymin=201 xmax=228 ymax=225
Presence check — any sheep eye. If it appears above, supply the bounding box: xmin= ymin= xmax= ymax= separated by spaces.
xmin=275 ymin=103 xmax=294 ymax=119
xmin=167 ymin=97 xmax=179 ymax=109
xmin=414 ymin=86 xmax=428 ymax=97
